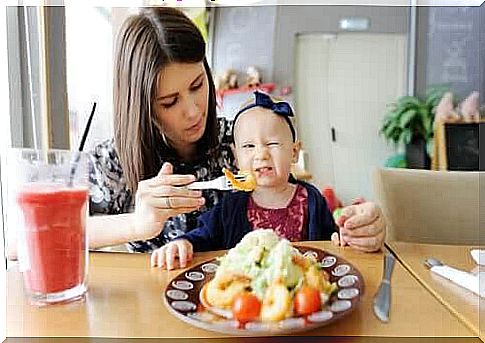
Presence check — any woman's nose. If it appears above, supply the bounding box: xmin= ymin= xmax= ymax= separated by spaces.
xmin=183 ymin=96 xmax=199 ymax=120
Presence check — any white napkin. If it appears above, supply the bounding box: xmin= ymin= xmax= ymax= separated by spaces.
xmin=470 ymin=249 xmax=485 ymax=266
xmin=430 ymin=265 xmax=484 ymax=298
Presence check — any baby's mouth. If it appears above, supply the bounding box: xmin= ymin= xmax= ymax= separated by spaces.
xmin=255 ymin=167 xmax=273 ymax=176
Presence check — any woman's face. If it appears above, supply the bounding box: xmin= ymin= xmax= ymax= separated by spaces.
xmin=154 ymin=62 xmax=209 ymax=150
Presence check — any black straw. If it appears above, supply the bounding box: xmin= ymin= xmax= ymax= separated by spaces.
xmin=68 ymin=102 xmax=97 ymax=187
xmin=78 ymin=102 xmax=97 ymax=151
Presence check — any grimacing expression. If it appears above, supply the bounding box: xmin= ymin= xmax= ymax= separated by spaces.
xmin=154 ymin=62 xmax=209 ymax=147
xmin=233 ymin=107 xmax=299 ymax=188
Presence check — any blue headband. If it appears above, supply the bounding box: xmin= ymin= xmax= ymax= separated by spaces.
xmin=232 ymin=91 xmax=296 ymax=142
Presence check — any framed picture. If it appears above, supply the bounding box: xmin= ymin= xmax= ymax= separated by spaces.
xmin=445 ymin=122 xmax=481 ymax=171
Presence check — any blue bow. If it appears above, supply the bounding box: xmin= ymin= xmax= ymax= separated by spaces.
xmin=253 ymin=91 xmax=294 ymax=117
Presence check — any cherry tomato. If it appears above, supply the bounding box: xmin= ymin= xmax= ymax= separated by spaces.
xmin=232 ymin=292 xmax=262 ymax=323
xmin=294 ymin=286 xmax=321 ymax=316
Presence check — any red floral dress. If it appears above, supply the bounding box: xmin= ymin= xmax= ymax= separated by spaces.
xmin=247 ymin=184 xmax=308 ymax=241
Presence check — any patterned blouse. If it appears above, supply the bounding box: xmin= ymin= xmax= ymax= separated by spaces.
xmin=88 ymin=118 xmax=236 ymax=252
xmin=247 ymin=184 xmax=308 ymax=242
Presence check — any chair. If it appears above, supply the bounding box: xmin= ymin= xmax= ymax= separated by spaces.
xmin=373 ymin=168 xmax=483 ymax=245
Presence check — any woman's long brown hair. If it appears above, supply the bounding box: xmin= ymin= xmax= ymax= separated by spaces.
xmin=113 ymin=7 xmax=218 ymax=193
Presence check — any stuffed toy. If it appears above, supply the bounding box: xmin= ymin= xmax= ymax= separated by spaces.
xmin=460 ymin=91 xmax=480 ymax=123
xmin=434 ymin=92 xmax=460 ymax=125
xmin=215 ymin=69 xmax=238 ymax=91
xmin=245 ymin=66 xmax=262 ymax=89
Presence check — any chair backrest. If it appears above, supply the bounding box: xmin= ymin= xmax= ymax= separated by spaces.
xmin=373 ymin=168 xmax=482 ymax=245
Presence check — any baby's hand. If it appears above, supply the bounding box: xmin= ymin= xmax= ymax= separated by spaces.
xmin=150 ymin=239 xmax=193 ymax=270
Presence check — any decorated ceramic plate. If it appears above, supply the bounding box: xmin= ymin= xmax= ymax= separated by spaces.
xmin=163 ymin=245 xmax=364 ymax=336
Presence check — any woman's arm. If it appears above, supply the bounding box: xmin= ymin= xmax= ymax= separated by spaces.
xmin=6 ymin=213 xmax=153 ymax=258
xmin=87 ymin=213 xmax=142 ymax=249
xmin=90 ymin=162 xmax=205 ymax=249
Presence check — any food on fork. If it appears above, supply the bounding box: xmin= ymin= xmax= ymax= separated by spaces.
xmin=223 ymin=168 xmax=257 ymax=192
xmin=201 ymin=230 xmax=337 ymax=323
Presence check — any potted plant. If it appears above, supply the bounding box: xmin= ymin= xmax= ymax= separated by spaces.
xmin=380 ymin=86 xmax=449 ymax=169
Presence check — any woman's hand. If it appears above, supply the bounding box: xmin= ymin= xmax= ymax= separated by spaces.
xmin=133 ymin=162 xmax=205 ymax=241
xmin=331 ymin=202 xmax=386 ymax=252
xmin=151 ymin=239 xmax=194 ymax=270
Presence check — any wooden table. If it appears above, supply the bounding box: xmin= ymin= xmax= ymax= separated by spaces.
xmin=387 ymin=241 xmax=484 ymax=340
xmin=7 ymin=242 xmax=476 ymax=341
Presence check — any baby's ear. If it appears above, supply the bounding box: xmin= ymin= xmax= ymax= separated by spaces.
xmin=230 ymin=143 xmax=240 ymax=168
xmin=292 ymin=140 xmax=302 ymax=163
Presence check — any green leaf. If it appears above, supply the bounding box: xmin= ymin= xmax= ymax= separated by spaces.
xmin=404 ymin=130 xmax=412 ymax=144
xmin=399 ymin=130 xmax=411 ymax=145
xmin=397 ymin=131 xmax=405 ymax=145
xmin=417 ymin=106 xmax=431 ymax=119
xmin=398 ymin=109 xmax=417 ymax=128
xmin=385 ymin=123 xmax=399 ymax=138
xmin=397 ymin=96 xmax=422 ymax=108
xmin=424 ymin=116 xmax=434 ymax=136
xmin=386 ymin=127 xmax=401 ymax=145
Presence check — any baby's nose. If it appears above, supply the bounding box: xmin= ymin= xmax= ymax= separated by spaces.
xmin=254 ymin=145 xmax=270 ymax=159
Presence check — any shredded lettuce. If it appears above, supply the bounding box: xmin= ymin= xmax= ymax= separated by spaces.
xmin=216 ymin=230 xmax=306 ymax=300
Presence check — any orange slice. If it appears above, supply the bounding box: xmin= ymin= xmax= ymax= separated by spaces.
xmin=223 ymin=168 xmax=257 ymax=192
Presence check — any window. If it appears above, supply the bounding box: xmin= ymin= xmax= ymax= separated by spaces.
xmin=65 ymin=7 xmax=118 ymax=151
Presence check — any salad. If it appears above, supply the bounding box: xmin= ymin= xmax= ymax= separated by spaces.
xmin=202 ymin=230 xmax=337 ymax=323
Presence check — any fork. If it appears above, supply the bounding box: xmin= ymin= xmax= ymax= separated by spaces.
xmin=186 ymin=174 xmax=247 ymax=191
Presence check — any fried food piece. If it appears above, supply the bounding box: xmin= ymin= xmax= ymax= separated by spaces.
xmin=291 ymin=254 xmax=314 ymax=271
xmin=304 ymin=265 xmax=330 ymax=291
xmin=223 ymin=168 xmax=257 ymax=192
xmin=205 ymin=273 xmax=251 ymax=309
xmin=261 ymin=281 xmax=292 ymax=322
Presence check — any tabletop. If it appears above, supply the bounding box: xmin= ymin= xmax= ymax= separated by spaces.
xmin=387 ymin=241 xmax=484 ymax=340
xmin=7 ymin=241 xmax=475 ymax=340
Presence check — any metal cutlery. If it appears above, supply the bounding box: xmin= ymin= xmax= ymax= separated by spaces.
xmin=373 ymin=253 xmax=396 ymax=323
xmin=186 ymin=174 xmax=247 ymax=191
xmin=424 ymin=257 xmax=482 ymax=297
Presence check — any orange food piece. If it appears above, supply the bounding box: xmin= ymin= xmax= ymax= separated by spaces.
xmin=223 ymin=168 xmax=256 ymax=192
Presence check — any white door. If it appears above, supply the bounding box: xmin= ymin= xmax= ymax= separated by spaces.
xmin=295 ymin=32 xmax=406 ymax=203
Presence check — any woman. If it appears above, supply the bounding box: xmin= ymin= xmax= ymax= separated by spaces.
xmin=87 ymin=7 xmax=385 ymax=253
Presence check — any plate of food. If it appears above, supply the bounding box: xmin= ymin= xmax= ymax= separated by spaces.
xmin=163 ymin=230 xmax=364 ymax=335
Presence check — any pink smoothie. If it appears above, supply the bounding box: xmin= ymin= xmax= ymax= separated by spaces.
xmin=17 ymin=185 xmax=88 ymax=294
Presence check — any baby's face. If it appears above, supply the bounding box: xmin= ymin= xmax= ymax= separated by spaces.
xmin=233 ymin=107 xmax=299 ymax=189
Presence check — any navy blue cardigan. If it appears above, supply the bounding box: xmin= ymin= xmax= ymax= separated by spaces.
xmin=181 ymin=181 xmax=336 ymax=252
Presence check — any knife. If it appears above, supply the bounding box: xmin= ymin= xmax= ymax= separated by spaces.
xmin=373 ymin=253 xmax=396 ymax=323
xmin=424 ymin=258 xmax=483 ymax=297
